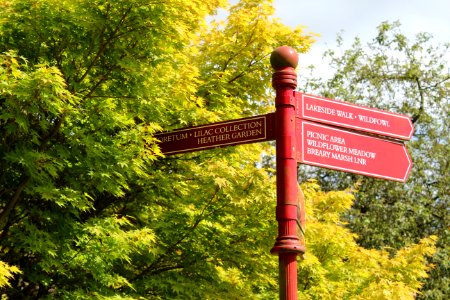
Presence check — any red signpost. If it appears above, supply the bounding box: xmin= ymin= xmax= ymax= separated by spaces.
xmin=154 ymin=46 xmax=414 ymax=300
xmin=296 ymin=120 xmax=412 ymax=182
xmin=297 ymin=93 xmax=414 ymax=140
xmin=270 ymin=46 xmax=304 ymax=300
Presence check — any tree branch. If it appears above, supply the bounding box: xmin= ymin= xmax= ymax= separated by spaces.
xmin=129 ymin=187 xmax=221 ymax=282
xmin=0 ymin=176 xmax=30 ymax=229
xmin=76 ymin=6 xmax=133 ymax=84
xmin=0 ymin=111 xmax=65 ymax=230
xmin=411 ymin=77 xmax=425 ymax=124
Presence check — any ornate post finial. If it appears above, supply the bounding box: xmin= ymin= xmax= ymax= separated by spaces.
xmin=270 ymin=46 xmax=298 ymax=90
xmin=270 ymin=46 xmax=299 ymax=70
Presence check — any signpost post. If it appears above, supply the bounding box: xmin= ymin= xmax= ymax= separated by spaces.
xmin=270 ymin=46 xmax=305 ymax=300
xmin=154 ymin=46 xmax=414 ymax=300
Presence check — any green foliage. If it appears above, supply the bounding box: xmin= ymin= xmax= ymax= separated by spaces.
xmin=0 ymin=260 xmax=20 ymax=288
xmin=0 ymin=0 xmax=311 ymax=298
xmin=299 ymin=21 xmax=449 ymax=299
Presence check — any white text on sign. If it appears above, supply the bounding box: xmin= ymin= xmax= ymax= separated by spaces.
xmin=305 ymin=104 xmax=391 ymax=127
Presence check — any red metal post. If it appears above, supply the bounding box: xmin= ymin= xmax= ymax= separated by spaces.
xmin=270 ymin=46 xmax=305 ymax=300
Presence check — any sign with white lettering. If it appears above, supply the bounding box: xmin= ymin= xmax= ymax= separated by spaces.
xmin=296 ymin=120 xmax=412 ymax=182
xmin=153 ymin=95 xmax=413 ymax=181
xmin=155 ymin=114 xmax=275 ymax=155
xmin=296 ymin=93 xmax=414 ymax=140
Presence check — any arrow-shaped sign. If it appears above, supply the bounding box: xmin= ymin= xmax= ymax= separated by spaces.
xmin=296 ymin=120 xmax=412 ymax=182
xmin=155 ymin=114 xmax=275 ymax=155
xmin=296 ymin=93 xmax=414 ymax=140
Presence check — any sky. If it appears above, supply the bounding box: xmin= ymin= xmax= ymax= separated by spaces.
xmin=272 ymin=0 xmax=450 ymax=77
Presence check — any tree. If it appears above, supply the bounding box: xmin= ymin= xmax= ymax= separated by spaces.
xmin=0 ymin=1 xmax=439 ymax=298
xmin=299 ymin=21 xmax=450 ymax=299
xmin=0 ymin=0 xmax=312 ymax=298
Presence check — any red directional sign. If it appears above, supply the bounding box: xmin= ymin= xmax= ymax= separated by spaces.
xmin=296 ymin=93 xmax=414 ymax=140
xmin=155 ymin=114 xmax=275 ymax=155
xmin=296 ymin=120 xmax=412 ymax=182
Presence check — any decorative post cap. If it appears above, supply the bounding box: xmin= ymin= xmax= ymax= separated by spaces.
xmin=270 ymin=46 xmax=299 ymax=70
